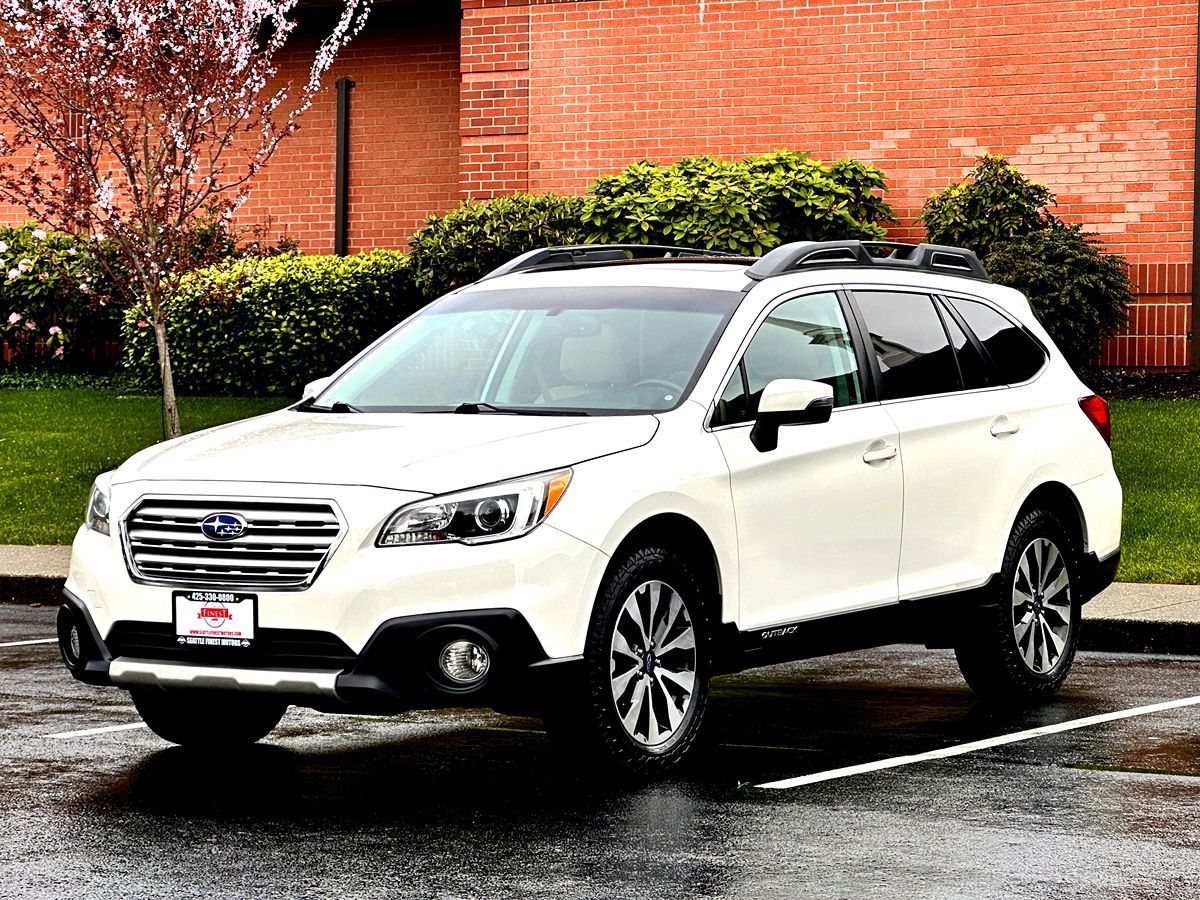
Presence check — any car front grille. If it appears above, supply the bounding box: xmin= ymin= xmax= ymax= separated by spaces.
xmin=123 ymin=497 xmax=343 ymax=590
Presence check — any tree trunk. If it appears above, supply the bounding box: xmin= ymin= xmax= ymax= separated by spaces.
xmin=152 ymin=316 xmax=182 ymax=439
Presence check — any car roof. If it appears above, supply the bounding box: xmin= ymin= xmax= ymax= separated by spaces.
xmin=464 ymin=260 xmax=756 ymax=294
xmin=463 ymin=259 xmax=1034 ymax=321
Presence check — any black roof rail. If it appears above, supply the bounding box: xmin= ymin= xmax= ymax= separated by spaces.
xmin=480 ymin=244 xmax=745 ymax=281
xmin=744 ymin=240 xmax=991 ymax=283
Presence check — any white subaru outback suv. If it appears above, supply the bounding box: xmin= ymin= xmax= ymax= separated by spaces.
xmin=60 ymin=240 xmax=1121 ymax=774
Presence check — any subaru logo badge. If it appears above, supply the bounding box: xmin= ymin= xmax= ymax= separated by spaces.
xmin=200 ymin=512 xmax=247 ymax=542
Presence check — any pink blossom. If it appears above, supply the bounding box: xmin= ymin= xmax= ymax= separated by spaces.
xmin=24 ymin=319 xmax=36 ymax=330
xmin=6 ymin=311 xmax=20 ymax=325
xmin=38 ymin=271 xmax=48 ymax=281
xmin=48 ymin=325 xmax=62 ymax=335
xmin=30 ymin=228 xmax=46 ymax=241
xmin=54 ymin=346 xmax=64 ymax=357
xmin=136 ymin=319 xmax=148 ymax=329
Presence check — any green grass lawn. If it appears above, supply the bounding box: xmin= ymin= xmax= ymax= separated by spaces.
xmin=1111 ymin=399 xmax=1200 ymax=585
xmin=0 ymin=387 xmax=1196 ymax=584
xmin=0 ymin=388 xmax=284 ymax=544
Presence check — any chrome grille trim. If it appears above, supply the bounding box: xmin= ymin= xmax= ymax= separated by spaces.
xmin=122 ymin=496 xmax=345 ymax=591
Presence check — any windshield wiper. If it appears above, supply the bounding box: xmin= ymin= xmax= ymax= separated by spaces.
xmin=453 ymin=401 xmax=590 ymax=417
xmin=295 ymin=397 xmax=364 ymax=413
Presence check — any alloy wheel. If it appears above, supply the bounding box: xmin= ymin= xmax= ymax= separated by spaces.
xmin=1012 ymin=537 xmax=1072 ymax=675
xmin=609 ymin=580 xmax=698 ymax=748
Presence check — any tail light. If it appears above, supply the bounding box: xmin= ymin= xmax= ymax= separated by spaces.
xmin=1079 ymin=394 xmax=1111 ymax=445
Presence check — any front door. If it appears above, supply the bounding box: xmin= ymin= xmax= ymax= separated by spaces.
xmin=712 ymin=290 xmax=903 ymax=630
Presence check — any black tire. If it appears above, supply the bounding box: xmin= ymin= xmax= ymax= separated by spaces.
xmin=955 ymin=507 xmax=1082 ymax=703
xmin=545 ymin=544 xmax=713 ymax=776
xmin=131 ymin=689 xmax=287 ymax=748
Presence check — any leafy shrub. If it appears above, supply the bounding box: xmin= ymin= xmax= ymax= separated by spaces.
xmin=986 ymin=226 xmax=1133 ymax=368
xmin=0 ymin=223 xmax=110 ymax=367
xmin=583 ymin=151 xmax=893 ymax=255
xmin=919 ymin=155 xmax=1057 ymax=256
xmin=407 ymin=194 xmax=586 ymax=298
xmin=123 ymin=250 xmax=418 ymax=396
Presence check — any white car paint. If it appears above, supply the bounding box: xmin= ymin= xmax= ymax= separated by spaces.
xmin=65 ymin=250 xmax=1122 ymax=704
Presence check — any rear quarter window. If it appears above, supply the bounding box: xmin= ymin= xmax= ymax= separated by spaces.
xmin=947 ymin=296 xmax=1047 ymax=384
xmin=852 ymin=290 xmax=962 ymax=401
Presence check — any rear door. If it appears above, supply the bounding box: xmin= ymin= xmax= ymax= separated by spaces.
xmin=713 ymin=289 xmax=903 ymax=629
xmin=848 ymin=288 xmax=1034 ymax=601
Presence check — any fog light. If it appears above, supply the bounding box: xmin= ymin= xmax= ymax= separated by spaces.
xmin=439 ymin=640 xmax=490 ymax=684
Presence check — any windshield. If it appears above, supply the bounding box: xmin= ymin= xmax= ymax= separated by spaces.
xmin=313 ymin=286 xmax=742 ymax=414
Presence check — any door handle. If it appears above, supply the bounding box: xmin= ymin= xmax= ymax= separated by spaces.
xmin=990 ymin=418 xmax=1021 ymax=438
xmin=862 ymin=443 xmax=898 ymax=464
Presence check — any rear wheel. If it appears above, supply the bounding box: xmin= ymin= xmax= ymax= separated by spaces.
xmin=131 ymin=689 xmax=287 ymax=748
xmin=955 ymin=508 xmax=1081 ymax=703
xmin=545 ymin=544 xmax=712 ymax=776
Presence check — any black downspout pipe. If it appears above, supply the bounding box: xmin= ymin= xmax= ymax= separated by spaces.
xmin=334 ymin=77 xmax=355 ymax=257
xmin=1192 ymin=21 xmax=1200 ymax=371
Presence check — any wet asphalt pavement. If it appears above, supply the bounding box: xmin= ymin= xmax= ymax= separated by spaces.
xmin=2 ymin=604 xmax=1200 ymax=899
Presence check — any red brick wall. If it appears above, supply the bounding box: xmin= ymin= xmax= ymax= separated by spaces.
xmin=239 ymin=17 xmax=462 ymax=252
xmin=463 ymin=0 xmax=1198 ymax=368
xmin=461 ymin=3 xmax=532 ymax=196
xmin=1099 ymin=263 xmax=1194 ymax=368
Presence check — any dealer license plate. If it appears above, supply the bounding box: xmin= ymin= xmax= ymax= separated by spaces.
xmin=173 ymin=591 xmax=256 ymax=648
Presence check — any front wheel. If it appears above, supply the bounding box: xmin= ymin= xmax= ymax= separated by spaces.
xmin=955 ymin=508 xmax=1081 ymax=703
xmin=545 ymin=545 xmax=712 ymax=776
xmin=131 ymin=689 xmax=287 ymax=748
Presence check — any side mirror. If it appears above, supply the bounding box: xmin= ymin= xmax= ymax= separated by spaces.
xmin=750 ymin=378 xmax=834 ymax=452
xmin=302 ymin=375 xmax=333 ymax=400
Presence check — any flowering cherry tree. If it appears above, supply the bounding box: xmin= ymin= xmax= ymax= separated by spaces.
xmin=0 ymin=0 xmax=370 ymax=435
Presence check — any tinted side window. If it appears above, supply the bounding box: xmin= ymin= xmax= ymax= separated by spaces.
xmin=713 ymin=291 xmax=863 ymax=426
xmin=940 ymin=305 xmax=992 ymax=390
xmin=853 ymin=291 xmax=961 ymax=401
xmin=948 ymin=297 xmax=1047 ymax=383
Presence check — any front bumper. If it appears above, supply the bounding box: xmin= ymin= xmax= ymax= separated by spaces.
xmin=61 ymin=589 xmax=584 ymax=713
xmin=63 ymin=480 xmax=609 ymax=711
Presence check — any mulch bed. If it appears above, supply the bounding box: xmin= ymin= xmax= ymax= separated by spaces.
xmin=1082 ymin=368 xmax=1200 ymax=401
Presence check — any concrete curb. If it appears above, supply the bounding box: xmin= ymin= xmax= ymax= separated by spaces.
xmin=0 ymin=574 xmax=65 ymax=607
xmin=1079 ymin=619 xmax=1200 ymax=657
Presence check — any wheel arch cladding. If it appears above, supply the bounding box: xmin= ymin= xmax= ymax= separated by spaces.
xmin=605 ymin=513 xmax=724 ymax=626
xmin=1017 ymin=481 xmax=1087 ymax=554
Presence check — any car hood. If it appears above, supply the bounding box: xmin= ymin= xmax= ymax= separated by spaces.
xmin=114 ymin=409 xmax=659 ymax=495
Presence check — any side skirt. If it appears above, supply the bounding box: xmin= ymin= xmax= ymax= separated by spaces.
xmin=717 ymin=576 xmax=1002 ymax=675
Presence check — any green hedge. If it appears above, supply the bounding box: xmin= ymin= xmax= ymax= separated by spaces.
xmin=919 ymin=155 xmax=1057 ymax=257
xmin=123 ymin=251 xmax=417 ymax=396
xmin=407 ymin=193 xmax=586 ymax=298
xmin=584 ymin=151 xmax=893 ymax=255
xmin=987 ymin=226 xmax=1133 ymax=369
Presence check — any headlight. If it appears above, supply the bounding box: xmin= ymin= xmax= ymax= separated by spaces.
xmin=85 ymin=479 xmax=111 ymax=535
xmin=378 ymin=470 xmax=571 ymax=547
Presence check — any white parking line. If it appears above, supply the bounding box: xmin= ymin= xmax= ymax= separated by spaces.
xmin=48 ymin=722 xmax=147 ymax=740
xmin=0 ymin=638 xmax=57 ymax=647
xmin=758 ymin=693 xmax=1200 ymax=790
